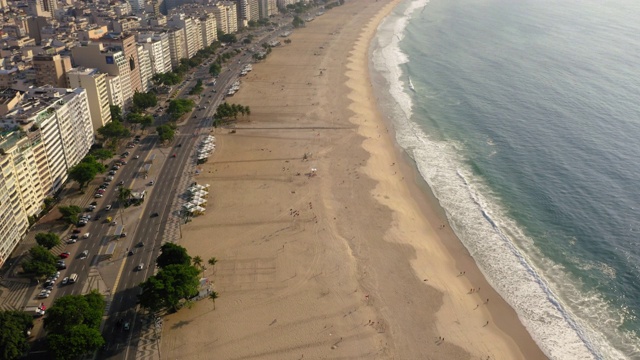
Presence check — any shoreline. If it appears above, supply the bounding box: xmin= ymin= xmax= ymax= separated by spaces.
xmin=160 ymin=0 xmax=546 ymax=358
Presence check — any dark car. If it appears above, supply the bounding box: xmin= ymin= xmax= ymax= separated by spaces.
xmin=118 ymin=180 xmax=125 ymax=185
xmin=90 ymin=201 xmax=98 ymax=206
xmin=176 ymin=143 xmax=182 ymax=147
xmin=128 ymin=250 xmax=135 ymax=256
xmin=135 ymin=242 xmax=144 ymax=248
xmin=70 ymin=234 xmax=79 ymax=239
xmin=151 ymin=212 xmax=159 ymax=218
xmin=72 ymin=229 xmax=81 ymax=234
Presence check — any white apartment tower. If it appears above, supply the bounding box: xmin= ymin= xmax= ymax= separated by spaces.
xmin=67 ymin=68 xmax=112 ymax=132
xmin=213 ymin=2 xmax=238 ymax=35
xmin=167 ymin=27 xmax=187 ymax=69
xmin=137 ymin=46 xmax=154 ymax=92
xmin=138 ymin=32 xmax=172 ymax=74
xmin=168 ymin=14 xmax=203 ymax=59
xmin=200 ymin=14 xmax=218 ymax=47
xmin=71 ymin=43 xmax=133 ymax=107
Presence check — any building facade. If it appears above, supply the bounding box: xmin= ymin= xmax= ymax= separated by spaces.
xmin=32 ymin=54 xmax=72 ymax=88
xmin=67 ymin=68 xmax=112 ymax=132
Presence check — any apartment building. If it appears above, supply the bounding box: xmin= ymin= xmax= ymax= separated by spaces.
xmin=167 ymin=27 xmax=186 ymax=69
xmin=235 ymin=0 xmax=248 ymax=29
xmin=71 ymin=42 xmax=133 ymax=106
xmin=67 ymin=68 xmax=112 ymax=132
xmin=200 ymin=14 xmax=218 ymax=47
xmin=137 ymin=45 xmax=153 ymax=92
xmin=32 ymin=54 xmax=72 ymax=88
xmin=138 ymin=32 xmax=172 ymax=74
xmin=168 ymin=14 xmax=203 ymax=59
xmin=99 ymin=33 xmax=143 ymax=95
xmin=0 ymin=145 xmax=31 ymax=267
xmin=105 ymin=75 xmax=125 ymax=108
xmin=0 ymin=87 xmax=95 ymax=267
xmin=248 ymin=0 xmax=259 ymax=23
xmin=213 ymin=2 xmax=238 ymax=35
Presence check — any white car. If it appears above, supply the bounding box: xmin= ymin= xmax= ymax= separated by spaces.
xmin=83 ymin=233 xmax=90 ymax=239
xmin=67 ymin=239 xmax=77 ymax=244
xmin=61 ymin=277 xmax=69 ymax=285
xmin=134 ymin=155 xmax=140 ymax=159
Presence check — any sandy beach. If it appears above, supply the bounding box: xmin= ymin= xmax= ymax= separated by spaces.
xmin=161 ymin=0 xmax=547 ymax=359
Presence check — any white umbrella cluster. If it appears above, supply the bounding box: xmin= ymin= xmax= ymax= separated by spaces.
xmin=198 ymin=136 xmax=216 ymax=161
xmin=183 ymin=183 xmax=211 ymax=215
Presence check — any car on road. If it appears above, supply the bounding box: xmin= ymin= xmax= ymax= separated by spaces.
xmin=94 ymin=214 xmax=101 ymax=221
xmin=147 ymin=181 xmax=154 ymax=186
xmin=80 ymin=250 xmax=89 ymax=258
xmin=72 ymin=229 xmax=81 ymax=234
xmin=134 ymin=155 xmax=140 ymax=159
xmin=105 ymin=176 xmax=114 ymax=181
xmin=90 ymin=201 xmax=98 ymax=206
xmin=67 ymin=239 xmax=77 ymax=244
xmin=83 ymin=233 xmax=90 ymax=238
xmin=176 ymin=143 xmax=182 ymax=147
xmin=136 ymin=242 xmax=144 ymax=248
xmin=56 ymin=263 xmax=66 ymax=270
xmin=120 ymin=232 xmax=127 ymax=238
xmin=94 ymin=193 xmax=103 ymax=198
xmin=37 ymin=291 xmax=50 ymax=299
xmin=122 ymin=151 xmax=130 ymax=157
xmin=61 ymin=277 xmax=69 ymax=285
xmin=151 ymin=212 xmax=159 ymax=218
xmin=136 ymin=264 xmax=144 ymax=271
xmin=87 ymin=205 xmax=96 ymax=211
xmin=59 ymin=252 xmax=70 ymax=258
xmin=108 ymin=170 xmax=116 ymax=176
xmin=105 ymin=205 xmax=112 ymax=211
xmin=123 ymin=322 xmax=130 ymax=331
xmin=118 ymin=180 xmax=125 ymax=185
xmin=97 ymin=189 xmax=106 ymax=194
xmin=128 ymin=250 xmax=135 ymax=256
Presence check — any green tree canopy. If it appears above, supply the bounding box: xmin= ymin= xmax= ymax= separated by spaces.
xmin=189 ymin=80 xmax=204 ymax=95
xmin=209 ymin=62 xmax=222 ymax=76
xmin=44 ymin=291 xmax=105 ymax=360
xmin=153 ymin=72 xmax=182 ymax=85
xmin=35 ymin=232 xmax=60 ymax=250
xmin=156 ymin=124 xmax=175 ymax=143
xmin=156 ymin=243 xmax=191 ymax=268
xmin=58 ymin=205 xmax=82 ymax=225
xmin=22 ymin=246 xmax=57 ymax=278
xmin=219 ymin=33 xmax=237 ymax=43
xmin=0 ymin=310 xmax=33 ymax=360
xmin=117 ymin=187 xmax=132 ymax=206
xmin=109 ymin=105 xmax=122 ymax=122
xmin=292 ymin=16 xmax=305 ymax=28
xmin=98 ymin=120 xmax=131 ymax=140
xmin=168 ymin=99 xmax=195 ymax=120
xmin=68 ymin=161 xmax=102 ymax=190
xmin=89 ymin=148 xmax=114 ymax=163
xmin=133 ymin=91 xmax=158 ymax=109
xmin=139 ymin=264 xmax=200 ymax=312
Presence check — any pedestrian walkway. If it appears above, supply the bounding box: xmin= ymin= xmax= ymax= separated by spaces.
xmin=0 ymin=279 xmax=31 ymax=311
xmin=135 ymin=314 xmax=163 ymax=360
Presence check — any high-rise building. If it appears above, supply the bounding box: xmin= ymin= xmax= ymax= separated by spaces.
xmin=235 ymin=0 xmax=248 ymax=29
xmin=213 ymin=2 xmax=238 ymax=35
xmin=167 ymin=27 xmax=186 ymax=69
xmin=67 ymin=68 xmax=112 ymax=132
xmin=248 ymin=0 xmax=259 ymax=22
xmin=99 ymin=33 xmax=143 ymax=95
xmin=168 ymin=14 xmax=203 ymax=59
xmin=129 ymin=0 xmax=145 ymax=13
xmin=33 ymin=54 xmax=72 ymax=88
xmin=138 ymin=32 xmax=172 ymax=74
xmin=72 ymin=42 xmax=133 ymax=106
xmin=200 ymin=15 xmax=218 ymax=47
xmin=137 ymin=46 xmax=153 ymax=92
xmin=105 ymin=75 xmax=125 ymax=108
xmin=0 ymin=87 xmax=94 ymax=267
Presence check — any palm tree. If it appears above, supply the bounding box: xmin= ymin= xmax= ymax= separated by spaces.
xmin=117 ymin=187 xmax=132 ymax=206
xmin=209 ymin=291 xmax=219 ymax=310
xmin=193 ymin=256 xmax=203 ymax=275
xmin=208 ymin=257 xmax=218 ymax=274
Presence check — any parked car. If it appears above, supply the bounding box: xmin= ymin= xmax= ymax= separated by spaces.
xmin=70 ymin=234 xmax=79 ymax=239
xmin=90 ymin=201 xmax=98 ymax=206
xmin=67 ymin=239 xmax=77 ymax=244
xmin=61 ymin=277 xmax=69 ymax=285
xmin=94 ymin=193 xmax=103 ymax=198
xmin=105 ymin=205 xmax=112 ymax=211
xmin=59 ymin=252 xmax=70 ymax=258
xmin=108 ymin=170 xmax=116 ymax=176
xmin=83 ymin=233 xmax=90 ymax=239
xmin=136 ymin=242 xmax=144 ymax=248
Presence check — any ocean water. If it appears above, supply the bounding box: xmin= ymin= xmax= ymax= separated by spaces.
xmin=370 ymin=0 xmax=640 ymax=359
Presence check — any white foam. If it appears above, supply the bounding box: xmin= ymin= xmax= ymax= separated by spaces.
xmin=370 ymin=1 xmax=635 ymax=359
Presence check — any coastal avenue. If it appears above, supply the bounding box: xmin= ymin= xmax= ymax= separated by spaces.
xmin=95 ymin=33 xmax=280 ymax=359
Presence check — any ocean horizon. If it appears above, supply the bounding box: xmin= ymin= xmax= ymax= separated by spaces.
xmin=370 ymin=0 xmax=640 ymax=359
